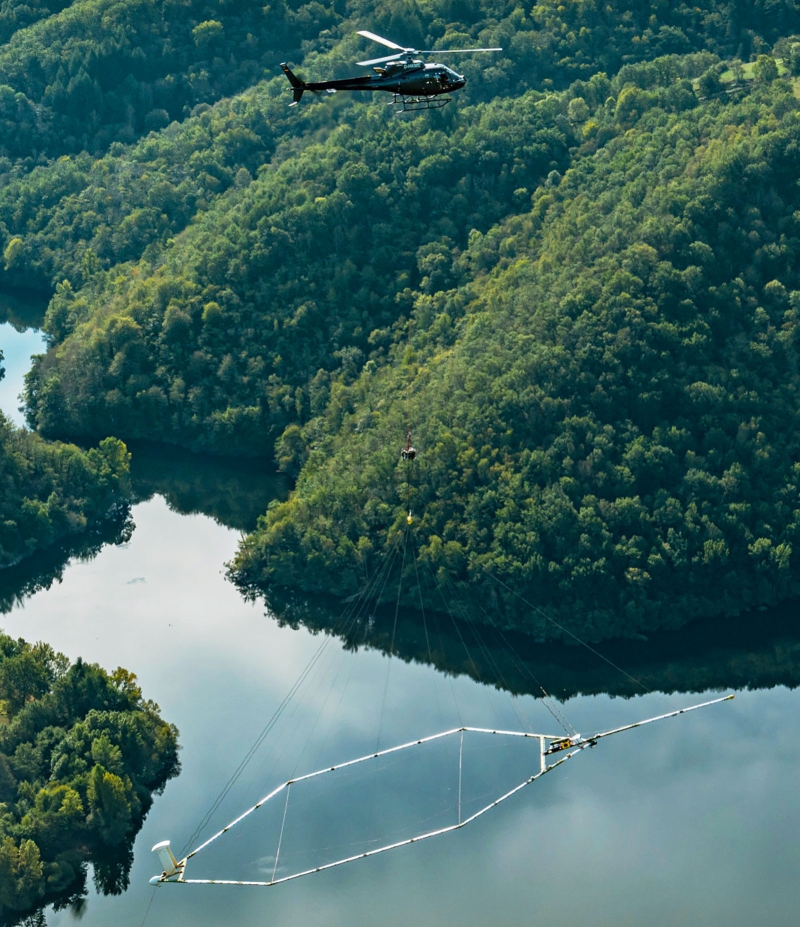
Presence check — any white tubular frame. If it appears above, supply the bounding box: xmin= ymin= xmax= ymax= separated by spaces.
xmin=151 ymin=695 xmax=733 ymax=888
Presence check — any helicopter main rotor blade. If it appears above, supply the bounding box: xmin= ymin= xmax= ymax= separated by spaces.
xmin=357 ymin=30 xmax=407 ymax=51
xmin=416 ymin=47 xmax=503 ymax=54
xmin=356 ymin=53 xmax=406 ymax=66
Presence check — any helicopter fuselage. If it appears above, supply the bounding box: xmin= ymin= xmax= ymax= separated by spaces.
xmin=282 ymin=60 xmax=466 ymax=102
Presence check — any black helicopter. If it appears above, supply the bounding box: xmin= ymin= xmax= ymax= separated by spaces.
xmin=280 ymin=30 xmax=501 ymax=112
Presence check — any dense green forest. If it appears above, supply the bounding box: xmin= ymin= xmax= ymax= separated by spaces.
xmin=5 ymin=0 xmax=800 ymax=638
xmin=24 ymin=93 xmax=585 ymax=453
xmin=0 ymin=631 xmax=179 ymax=922
xmin=233 ymin=75 xmax=800 ymax=638
xmin=0 ymin=351 xmax=130 ymax=568
xmin=2 ymin=0 xmax=799 ymax=294
xmin=0 ymin=0 xmax=795 ymax=163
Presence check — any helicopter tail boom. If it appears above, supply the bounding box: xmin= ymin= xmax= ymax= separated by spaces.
xmin=280 ymin=63 xmax=307 ymax=105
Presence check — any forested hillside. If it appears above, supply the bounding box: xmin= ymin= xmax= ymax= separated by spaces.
xmin=0 ymin=0 xmax=794 ymax=162
xmin=0 ymin=632 xmax=179 ymax=921
xmin=233 ymin=75 xmax=800 ymax=638
xmin=0 ymin=352 xmax=130 ymax=568
xmin=5 ymin=0 xmax=800 ymax=638
xmin=1 ymin=0 xmax=798 ymax=293
xmin=24 ymin=93 xmax=582 ymax=453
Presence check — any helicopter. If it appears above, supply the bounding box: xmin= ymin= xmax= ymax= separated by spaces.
xmin=280 ymin=30 xmax=502 ymax=112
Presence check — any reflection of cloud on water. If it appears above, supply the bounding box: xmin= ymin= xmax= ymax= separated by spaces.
xmin=7 ymin=498 xmax=799 ymax=927
xmin=0 ymin=511 xmax=133 ymax=616
xmin=253 ymin=854 xmax=279 ymax=875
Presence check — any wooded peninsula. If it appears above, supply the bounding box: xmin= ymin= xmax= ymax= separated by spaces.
xmin=0 ymin=632 xmax=179 ymax=923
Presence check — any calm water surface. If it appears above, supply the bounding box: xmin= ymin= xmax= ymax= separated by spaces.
xmin=0 ymin=288 xmax=48 ymax=425
xmin=0 ymin=495 xmax=796 ymax=927
xmin=0 ymin=311 xmax=798 ymax=927
xmin=0 ymin=320 xmax=45 ymax=426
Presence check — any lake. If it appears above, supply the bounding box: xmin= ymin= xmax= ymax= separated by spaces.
xmin=1 ymin=313 xmax=799 ymax=927
xmin=0 ymin=296 xmax=46 ymax=427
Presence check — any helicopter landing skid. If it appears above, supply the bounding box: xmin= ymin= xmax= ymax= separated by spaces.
xmin=389 ymin=94 xmax=451 ymax=113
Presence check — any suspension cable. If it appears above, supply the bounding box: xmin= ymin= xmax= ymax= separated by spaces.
xmin=375 ymin=525 xmax=410 ymax=752
xmin=180 ymin=528 xmax=405 ymax=856
xmin=465 ymin=593 xmax=578 ymax=737
xmin=431 ymin=555 xmax=574 ymax=736
xmin=472 ymin=559 xmax=655 ymax=699
xmin=410 ymin=533 xmax=444 ymax=729
xmin=416 ymin=539 xmax=503 ymax=728
xmin=436 ymin=566 xmax=536 ymax=734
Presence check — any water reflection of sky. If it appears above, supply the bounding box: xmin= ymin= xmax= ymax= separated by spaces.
xmin=0 ymin=497 xmax=797 ymax=927
xmin=0 ymin=321 xmax=45 ymax=426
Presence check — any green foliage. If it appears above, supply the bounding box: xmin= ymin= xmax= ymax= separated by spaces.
xmin=87 ymin=764 xmax=131 ymax=844
xmin=0 ymin=0 xmax=71 ymax=45
xmin=0 ymin=0 xmax=323 ymax=159
xmin=0 ymin=0 xmax=796 ymax=292
xmin=0 ymin=416 xmax=131 ymax=567
xmin=232 ymin=78 xmax=800 ymax=639
xmin=753 ymin=53 xmax=779 ymax=83
xmin=0 ymin=87 xmax=289 ymax=291
xmin=0 ymin=0 xmax=792 ymax=166
xmin=697 ymin=65 xmax=724 ymax=98
xmin=23 ymin=92 xmax=577 ymax=453
xmin=0 ymin=837 xmax=44 ymax=913
xmin=192 ymin=19 xmax=222 ymax=49
xmin=5 ymin=0 xmax=800 ymax=642
xmin=0 ymin=631 xmax=179 ymax=920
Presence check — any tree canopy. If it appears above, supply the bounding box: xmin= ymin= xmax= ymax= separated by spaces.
xmin=0 ymin=0 xmax=795 ymax=162
xmin=4 ymin=0 xmax=800 ymax=639
xmin=0 ymin=631 xmax=179 ymax=922
xmin=0 ymin=357 xmax=130 ymax=568
xmin=232 ymin=75 xmax=800 ymax=640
